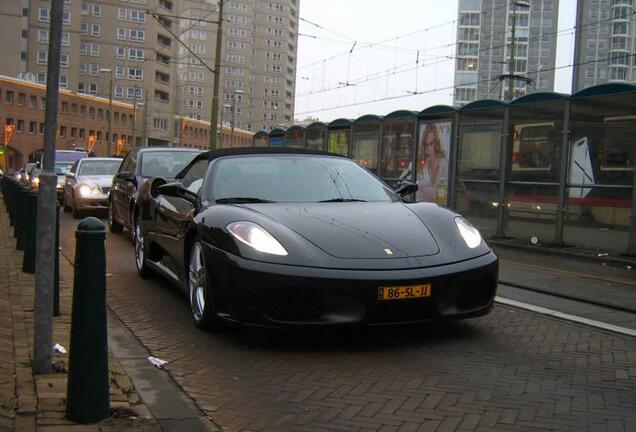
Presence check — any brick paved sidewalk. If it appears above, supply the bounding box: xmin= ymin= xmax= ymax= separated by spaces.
xmin=0 ymin=205 xmax=159 ymax=431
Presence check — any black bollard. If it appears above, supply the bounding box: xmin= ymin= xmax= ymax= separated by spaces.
xmin=53 ymin=203 xmax=60 ymax=317
xmin=14 ymin=186 xmax=29 ymax=243
xmin=16 ymin=187 xmax=30 ymax=250
xmin=8 ymin=180 xmax=17 ymax=226
xmin=66 ymin=217 xmax=109 ymax=424
xmin=22 ymin=191 xmax=38 ymax=274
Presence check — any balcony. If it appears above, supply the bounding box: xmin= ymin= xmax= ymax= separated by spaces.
xmin=155 ymin=71 xmax=170 ymax=85
xmin=157 ymin=34 xmax=172 ymax=49
xmin=154 ymin=89 xmax=170 ymax=103
xmin=159 ymin=0 xmax=174 ymax=11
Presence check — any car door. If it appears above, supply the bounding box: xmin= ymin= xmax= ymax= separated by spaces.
xmin=113 ymin=150 xmax=138 ymax=228
xmin=64 ymin=161 xmax=79 ymax=204
xmin=154 ymin=159 xmax=209 ymax=279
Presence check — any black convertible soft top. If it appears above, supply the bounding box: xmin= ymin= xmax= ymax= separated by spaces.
xmin=176 ymin=146 xmax=346 ymax=178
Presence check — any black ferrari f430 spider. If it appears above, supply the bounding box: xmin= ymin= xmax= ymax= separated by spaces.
xmin=133 ymin=148 xmax=498 ymax=330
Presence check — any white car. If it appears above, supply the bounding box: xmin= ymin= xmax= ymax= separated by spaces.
xmin=63 ymin=157 xmax=122 ymax=218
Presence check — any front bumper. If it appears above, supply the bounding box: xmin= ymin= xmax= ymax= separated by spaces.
xmin=74 ymin=194 xmax=109 ymax=210
xmin=202 ymin=244 xmax=498 ymax=327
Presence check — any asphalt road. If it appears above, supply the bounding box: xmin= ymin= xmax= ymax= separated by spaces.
xmin=59 ymin=211 xmax=636 ymax=432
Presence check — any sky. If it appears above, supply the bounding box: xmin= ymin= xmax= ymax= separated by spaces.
xmin=294 ymin=0 xmax=577 ymax=123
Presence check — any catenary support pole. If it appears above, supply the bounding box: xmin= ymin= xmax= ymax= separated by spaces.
xmin=555 ymin=100 xmax=571 ymax=246
xmin=209 ymin=0 xmax=224 ymax=149
xmin=495 ymin=107 xmax=510 ymax=238
xmin=627 ymin=159 xmax=636 ymax=256
xmin=33 ymin=0 xmax=63 ymax=374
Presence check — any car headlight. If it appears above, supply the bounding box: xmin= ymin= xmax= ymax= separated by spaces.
xmin=16 ymin=173 xmax=22 ymax=181
xmin=33 ymin=177 xmax=40 ymax=185
xmin=78 ymin=184 xmax=101 ymax=197
xmin=455 ymin=217 xmax=482 ymax=248
xmin=226 ymin=221 xmax=288 ymax=256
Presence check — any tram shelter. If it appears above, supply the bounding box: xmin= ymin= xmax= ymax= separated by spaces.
xmin=327 ymin=119 xmax=352 ymax=156
xmin=305 ymin=122 xmax=327 ymax=151
xmin=380 ymin=110 xmax=417 ymax=188
xmin=351 ymin=114 xmax=382 ymax=174
xmin=284 ymin=125 xmax=305 ymax=148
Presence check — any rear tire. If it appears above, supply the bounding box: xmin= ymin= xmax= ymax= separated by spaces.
xmin=108 ymin=198 xmax=123 ymax=233
xmin=134 ymin=217 xmax=151 ymax=278
xmin=188 ymin=241 xmax=224 ymax=331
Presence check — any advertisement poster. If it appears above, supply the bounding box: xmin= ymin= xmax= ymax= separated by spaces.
xmin=416 ymin=120 xmax=451 ymax=204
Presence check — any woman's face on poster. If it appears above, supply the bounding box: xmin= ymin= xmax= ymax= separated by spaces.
xmin=422 ymin=130 xmax=436 ymax=160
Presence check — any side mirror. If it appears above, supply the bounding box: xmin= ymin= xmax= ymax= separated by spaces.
xmin=395 ymin=181 xmax=418 ymax=198
xmin=157 ymin=181 xmax=197 ymax=205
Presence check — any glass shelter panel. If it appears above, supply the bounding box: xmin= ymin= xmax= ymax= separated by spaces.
xmin=380 ymin=119 xmax=415 ymax=185
xmin=285 ymin=129 xmax=305 ymax=148
xmin=454 ymin=121 xmax=502 ymax=235
xmin=305 ymin=127 xmax=326 ymax=151
xmin=352 ymin=123 xmax=380 ymax=173
xmin=564 ymin=106 xmax=634 ymax=252
xmin=327 ymin=129 xmax=350 ymax=156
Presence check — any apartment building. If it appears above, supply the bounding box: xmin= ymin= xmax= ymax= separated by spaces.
xmin=0 ymin=74 xmax=134 ymax=171
xmin=174 ymin=0 xmax=300 ymax=132
xmin=572 ymin=0 xmax=636 ymax=91
xmin=453 ymin=0 xmax=559 ymax=106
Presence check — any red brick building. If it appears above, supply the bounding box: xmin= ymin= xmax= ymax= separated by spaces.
xmin=0 ymin=75 xmax=134 ymax=172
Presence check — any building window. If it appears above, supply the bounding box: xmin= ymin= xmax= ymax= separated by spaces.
xmin=129 ymin=29 xmax=145 ymax=42
xmin=115 ymin=66 xmax=125 ymax=78
xmin=60 ymin=126 xmax=66 ymax=137
xmin=81 ymin=1 xmax=89 ymax=15
xmin=62 ymin=32 xmax=70 ymax=46
xmin=29 ymin=95 xmax=37 ymax=108
xmin=117 ymin=27 xmax=127 ymax=40
xmin=80 ymin=43 xmax=88 ymax=55
xmin=59 ymin=75 xmax=68 ymax=89
xmin=60 ymin=53 xmax=69 ymax=67
xmin=79 ymin=63 xmax=87 ymax=75
xmin=61 ymin=102 xmax=68 ymax=112
xmin=38 ymin=29 xmax=49 ymax=43
xmin=38 ymin=8 xmax=50 ymax=22
xmin=130 ymin=10 xmax=145 ymax=23
xmin=89 ymin=63 xmax=99 ymax=76
xmin=63 ymin=11 xmax=70 ymax=25
xmin=29 ymin=121 xmax=37 ymax=134
xmin=81 ymin=22 xmax=89 ymax=34
xmin=37 ymin=51 xmax=48 ymax=65
xmin=115 ymin=86 xmax=124 ymax=98
xmin=153 ymin=118 xmax=167 ymax=130
xmin=91 ymin=23 xmax=101 ymax=37
xmin=128 ymin=48 xmax=144 ymax=60
xmin=118 ymin=8 xmax=127 ymax=20
xmin=116 ymin=47 xmax=125 ymax=59
xmin=36 ymin=73 xmax=46 ymax=84
xmin=70 ymin=127 xmax=77 ymax=138
xmin=90 ymin=43 xmax=100 ymax=56
xmin=127 ymin=68 xmax=143 ymax=80
xmin=92 ymin=4 xmax=101 ymax=16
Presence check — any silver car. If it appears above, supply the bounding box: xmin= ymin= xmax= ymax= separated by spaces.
xmin=64 ymin=157 xmax=122 ymax=218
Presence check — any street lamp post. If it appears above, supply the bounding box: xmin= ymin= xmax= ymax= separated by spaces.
xmin=99 ymin=68 xmax=113 ymax=155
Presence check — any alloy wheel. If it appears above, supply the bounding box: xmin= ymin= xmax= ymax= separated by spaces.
xmin=189 ymin=243 xmax=207 ymax=322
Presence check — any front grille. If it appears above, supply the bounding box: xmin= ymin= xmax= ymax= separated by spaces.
xmin=369 ymin=299 xmax=435 ymax=324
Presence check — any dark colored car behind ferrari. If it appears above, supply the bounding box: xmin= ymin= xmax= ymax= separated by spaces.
xmin=134 ymin=148 xmax=498 ymax=330
xmin=108 ymin=147 xmax=201 ymax=235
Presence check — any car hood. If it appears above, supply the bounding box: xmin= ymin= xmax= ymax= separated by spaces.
xmin=242 ymin=202 xmax=440 ymax=259
xmin=75 ymin=175 xmax=114 ymax=188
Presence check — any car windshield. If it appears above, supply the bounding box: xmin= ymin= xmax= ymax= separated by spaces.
xmin=209 ymin=155 xmax=399 ymax=203
xmin=78 ymin=160 xmax=121 ymax=176
xmin=141 ymin=151 xmax=199 ymax=178
xmin=55 ymin=162 xmax=74 ymax=175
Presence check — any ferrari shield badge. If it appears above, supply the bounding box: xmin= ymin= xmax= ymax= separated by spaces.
xmin=384 ymin=248 xmax=393 ymax=255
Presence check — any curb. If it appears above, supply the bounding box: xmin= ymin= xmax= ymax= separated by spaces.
xmin=489 ymin=239 xmax=636 ymax=267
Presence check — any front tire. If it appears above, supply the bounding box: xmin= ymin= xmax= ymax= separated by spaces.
xmin=188 ymin=241 xmax=223 ymax=331
xmin=134 ymin=218 xmax=151 ymax=278
xmin=108 ymin=198 xmax=123 ymax=233
xmin=71 ymin=198 xmax=81 ymax=219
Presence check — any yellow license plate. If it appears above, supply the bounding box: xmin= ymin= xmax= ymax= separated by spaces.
xmin=378 ymin=284 xmax=431 ymax=301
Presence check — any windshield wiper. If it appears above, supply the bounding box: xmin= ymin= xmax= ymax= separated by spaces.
xmin=215 ymin=197 xmax=276 ymax=204
xmin=318 ymin=198 xmax=367 ymax=203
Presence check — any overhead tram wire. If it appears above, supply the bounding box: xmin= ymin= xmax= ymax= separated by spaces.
xmin=296 ymin=12 xmax=636 ymax=99
xmin=295 ymin=52 xmax=636 ymax=116
xmin=297 ymin=18 xmax=457 ymax=70
xmin=297 ymin=11 xmax=636 ymax=77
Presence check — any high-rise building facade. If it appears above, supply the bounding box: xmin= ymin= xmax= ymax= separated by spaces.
xmin=0 ymin=0 xmax=299 ymax=147
xmin=174 ymin=0 xmax=299 ymax=132
xmin=453 ymin=0 xmax=559 ymax=106
xmin=572 ymin=0 xmax=635 ymax=92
